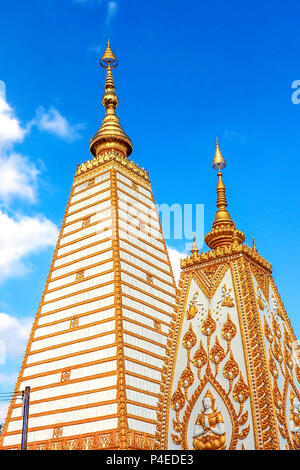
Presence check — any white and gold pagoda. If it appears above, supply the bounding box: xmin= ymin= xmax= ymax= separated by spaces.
xmin=1 ymin=44 xmax=299 ymax=451
xmin=0 ymin=42 xmax=176 ymax=450
xmin=157 ymin=140 xmax=300 ymax=450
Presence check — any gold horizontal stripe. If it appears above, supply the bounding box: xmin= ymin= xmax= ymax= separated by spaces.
xmin=117 ymin=186 xmax=154 ymax=211
xmin=122 ymin=292 xmax=173 ymax=319
xmin=55 ymin=232 xmax=112 ymax=261
xmin=126 ymin=414 xmax=157 ymax=425
xmin=22 ymin=355 xmax=117 ymax=381
xmin=69 ymin=178 xmax=111 ymax=208
xmin=9 ymin=398 xmax=118 ymax=422
xmin=27 ymin=329 xmax=115 ymax=356
xmin=122 ymin=281 xmax=175 ymax=308
xmin=126 ymin=400 xmax=157 ymax=411
xmin=120 ymin=258 xmax=174 ymax=288
xmin=36 ymin=304 xmax=115 ymax=329
xmin=126 ymin=385 xmax=159 ymax=399
xmin=46 ymin=268 xmax=114 ymax=295
xmin=122 ymin=304 xmax=170 ymax=327
xmin=123 ymin=330 xmax=167 ymax=351
xmin=72 ymin=174 xmax=111 ymax=197
xmin=59 ymin=215 xmax=112 ymax=249
xmin=118 ymin=194 xmax=157 ymax=221
xmin=50 ymin=255 xmax=113 ymax=283
xmin=119 ymin=246 xmax=171 ymax=277
xmin=119 ymin=234 xmax=169 ymax=267
xmin=20 ymin=370 xmax=118 ymax=394
xmin=121 ymin=269 xmax=175 ymax=298
xmin=23 ymin=342 xmax=116 ymax=368
xmin=11 ymin=385 xmax=117 ymax=409
xmin=116 ymin=177 xmax=153 ymax=203
xmin=5 ymin=413 xmax=119 ymax=437
xmin=67 ymin=191 xmax=112 ymax=218
xmin=63 ymin=196 xmax=111 ymax=227
xmin=118 ymin=206 xmax=161 ymax=236
xmin=60 ymin=218 xmax=110 ymax=242
xmin=123 ymin=342 xmax=166 ymax=362
xmin=32 ymin=316 xmax=115 ymax=343
xmin=39 ymin=292 xmax=114 ymax=318
xmin=42 ymin=279 xmax=114 ymax=306
xmin=124 ymin=355 xmax=163 ymax=374
xmin=51 ymin=249 xmax=113 ymax=275
xmin=123 ymin=316 xmax=168 ymax=338
xmin=118 ymin=216 xmax=165 ymax=253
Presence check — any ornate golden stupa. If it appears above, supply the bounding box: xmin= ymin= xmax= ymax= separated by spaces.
xmin=0 ymin=44 xmax=299 ymax=451
xmin=0 ymin=42 xmax=176 ymax=450
xmin=157 ymin=141 xmax=300 ymax=450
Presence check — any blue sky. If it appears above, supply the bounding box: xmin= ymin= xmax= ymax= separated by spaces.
xmin=0 ymin=0 xmax=299 ymax=420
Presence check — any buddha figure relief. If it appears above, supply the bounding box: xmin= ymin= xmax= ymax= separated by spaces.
xmin=193 ymin=389 xmax=226 ymax=450
xmin=289 ymin=391 xmax=300 ymax=450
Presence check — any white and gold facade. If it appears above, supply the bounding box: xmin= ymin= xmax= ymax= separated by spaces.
xmin=0 ymin=43 xmax=176 ymax=450
xmin=158 ymin=142 xmax=300 ymax=450
xmin=1 ymin=44 xmax=299 ymax=451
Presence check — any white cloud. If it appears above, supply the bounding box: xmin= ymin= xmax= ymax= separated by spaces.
xmin=0 ymin=81 xmax=40 ymax=205
xmin=106 ymin=1 xmax=118 ymax=25
xmin=0 ymin=211 xmax=58 ymax=283
xmin=0 ymin=81 xmax=26 ymax=152
xmin=31 ymin=106 xmax=84 ymax=142
xmin=0 ymin=153 xmax=39 ymax=204
xmin=0 ymin=314 xmax=33 ymax=360
xmin=167 ymin=246 xmax=186 ymax=285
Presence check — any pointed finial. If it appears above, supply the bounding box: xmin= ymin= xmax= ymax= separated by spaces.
xmin=253 ymin=237 xmax=257 ymax=252
xmin=204 ymin=140 xmax=245 ymax=250
xmin=191 ymin=234 xmax=199 ymax=254
xmin=212 ymin=138 xmax=226 ymax=170
xmin=100 ymin=40 xmax=118 ymax=69
xmin=90 ymin=42 xmax=132 ymax=158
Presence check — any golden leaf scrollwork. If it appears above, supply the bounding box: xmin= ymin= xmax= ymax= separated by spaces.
xmin=179 ymin=363 xmax=194 ymax=390
xmin=296 ymin=364 xmax=300 ymax=383
xmin=233 ymin=373 xmax=250 ymax=404
xmin=209 ymin=336 xmax=226 ymax=366
xmin=186 ymin=304 xmax=198 ymax=320
xmin=283 ymin=326 xmax=293 ymax=350
xmin=201 ymin=309 xmax=216 ymax=337
xmin=221 ymin=314 xmax=237 ymax=342
xmin=192 ymin=340 xmax=207 ymax=370
xmin=172 ymin=419 xmax=182 ymax=433
xmin=276 ymin=307 xmax=284 ymax=320
xmin=257 ymin=296 xmax=264 ymax=310
xmin=238 ymin=425 xmax=250 ymax=440
xmin=272 ymin=313 xmax=281 ymax=340
xmin=268 ymin=351 xmax=279 ymax=378
xmin=264 ymin=317 xmax=273 ymax=343
xmin=272 ymin=339 xmax=283 ymax=364
xmin=171 ymin=434 xmax=181 ymax=445
xmin=171 ymin=385 xmax=185 ymax=412
xmin=237 ymin=411 xmax=248 ymax=427
xmin=284 ymin=346 xmax=294 ymax=371
xmin=221 ymin=296 xmax=234 ymax=308
xmin=272 ymin=378 xmax=282 ymax=409
xmin=223 ymin=351 xmax=239 ymax=382
xmin=182 ymin=323 xmax=197 ymax=350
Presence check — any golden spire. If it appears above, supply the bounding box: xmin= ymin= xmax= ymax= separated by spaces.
xmin=191 ymin=234 xmax=199 ymax=255
xmin=89 ymin=41 xmax=133 ymax=158
xmin=204 ymin=140 xmax=245 ymax=250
